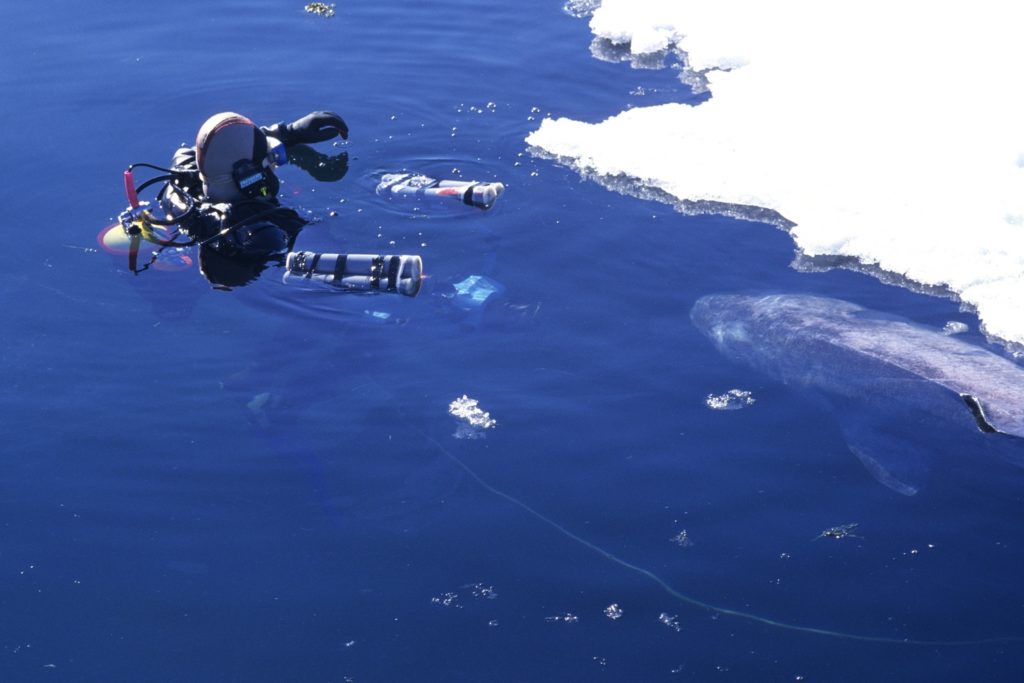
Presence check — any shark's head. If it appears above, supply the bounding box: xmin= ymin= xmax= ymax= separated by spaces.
xmin=690 ymin=294 xmax=759 ymax=357
xmin=690 ymin=293 xmax=821 ymax=372
xmin=691 ymin=293 xmax=846 ymax=354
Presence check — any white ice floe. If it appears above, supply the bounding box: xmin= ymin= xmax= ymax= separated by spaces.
xmin=658 ymin=612 xmax=681 ymax=632
xmin=449 ymin=395 xmax=498 ymax=438
xmin=528 ymin=0 xmax=1024 ymax=347
xmin=603 ymin=603 xmax=624 ymax=620
xmin=705 ymin=389 xmax=755 ymax=411
xmin=669 ymin=529 xmax=694 ymax=547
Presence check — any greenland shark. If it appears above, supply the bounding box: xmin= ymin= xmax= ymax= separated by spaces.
xmin=690 ymin=293 xmax=1024 ymax=494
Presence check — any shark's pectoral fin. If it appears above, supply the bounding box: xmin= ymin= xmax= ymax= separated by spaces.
xmin=960 ymin=394 xmax=997 ymax=433
xmin=839 ymin=421 xmax=929 ymax=496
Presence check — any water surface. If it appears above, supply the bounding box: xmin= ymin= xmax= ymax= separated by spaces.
xmin=1 ymin=1 xmax=1023 ymax=681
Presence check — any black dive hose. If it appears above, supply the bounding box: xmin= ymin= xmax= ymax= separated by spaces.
xmin=122 ymin=164 xmax=295 ymax=276
xmin=125 ymin=163 xmax=198 ymax=227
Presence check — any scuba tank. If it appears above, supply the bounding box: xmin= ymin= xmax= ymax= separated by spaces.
xmin=376 ymin=173 xmax=504 ymax=210
xmin=283 ymin=251 xmax=424 ymax=297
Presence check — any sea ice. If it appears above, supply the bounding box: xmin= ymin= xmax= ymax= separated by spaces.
xmin=449 ymin=395 xmax=497 ymax=438
xmin=528 ymin=0 xmax=1024 ymax=346
xmin=705 ymin=389 xmax=755 ymax=411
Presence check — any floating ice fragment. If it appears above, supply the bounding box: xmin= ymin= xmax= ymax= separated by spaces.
xmin=942 ymin=321 xmax=969 ymax=335
xmin=303 ymin=2 xmax=335 ymax=18
xmin=545 ymin=613 xmax=579 ymax=623
xmin=563 ymin=0 xmax=601 ymax=18
xmin=604 ymin=603 xmax=624 ymax=620
xmin=431 ymin=592 xmax=461 ymax=608
xmin=705 ymin=389 xmax=755 ymax=410
xmin=659 ymin=612 xmax=681 ymax=632
xmin=669 ymin=529 xmax=693 ymax=547
xmin=449 ymin=395 xmax=498 ymax=439
xmin=814 ymin=522 xmax=860 ymax=541
xmin=432 ymin=583 xmax=498 ymax=609
xmin=464 ymin=583 xmax=498 ymax=600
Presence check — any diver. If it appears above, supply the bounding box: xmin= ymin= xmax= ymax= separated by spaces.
xmin=124 ymin=111 xmax=350 ymax=287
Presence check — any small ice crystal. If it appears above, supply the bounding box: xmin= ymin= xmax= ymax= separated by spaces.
xmin=814 ymin=522 xmax=860 ymax=541
xmin=603 ymin=603 xmax=624 ymax=620
xmin=303 ymin=2 xmax=335 ymax=18
xmin=659 ymin=612 xmax=681 ymax=632
xmin=705 ymin=389 xmax=755 ymax=411
xmin=432 ymin=584 xmax=497 ymax=609
xmin=545 ymin=613 xmax=579 ymax=623
xmin=943 ymin=321 xmax=969 ymax=335
xmin=431 ymin=592 xmax=460 ymax=608
xmin=669 ymin=530 xmax=694 ymax=548
xmin=562 ymin=0 xmax=601 ymax=18
xmin=449 ymin=395 xmax=497 ymax=431
xmin=465 ymin=583 xmax=498 ymax=600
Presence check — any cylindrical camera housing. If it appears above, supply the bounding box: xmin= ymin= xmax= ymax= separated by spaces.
xmin=284 ymin=251 xmax=423 ymax=297
xmin=376 ymin=173 xmax=504 ymax=210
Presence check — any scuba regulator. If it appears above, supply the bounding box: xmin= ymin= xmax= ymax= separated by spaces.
xmin=120 ymin=163 xmax=198 ymax=240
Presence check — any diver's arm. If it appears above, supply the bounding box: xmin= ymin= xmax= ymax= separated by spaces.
xmin=260 ymin=111 xmax=348 ymax=147
xmin=261 ymin=112 xmax=350 ymax=183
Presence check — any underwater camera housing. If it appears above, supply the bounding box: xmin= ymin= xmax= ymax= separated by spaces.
xmin=284 ymin=251 xmax=424 ymax=297
xmin=376 ymin=173 xmax=505 ymax=210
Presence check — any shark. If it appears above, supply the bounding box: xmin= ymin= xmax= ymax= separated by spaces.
xmin=690 ymin=293 xmax=1024 ymax=494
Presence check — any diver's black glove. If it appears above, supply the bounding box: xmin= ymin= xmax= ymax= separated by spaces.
xmin=265 ymin=111 xmax=348 ymax=145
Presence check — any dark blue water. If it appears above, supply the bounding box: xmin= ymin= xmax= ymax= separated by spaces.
xmin=2 ymin=1 xmax=1023 ymax=681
